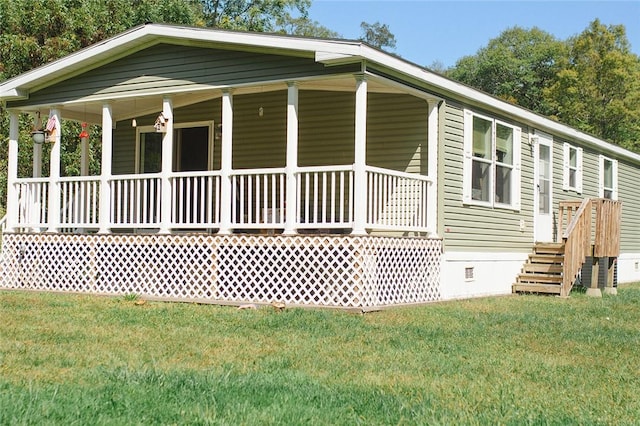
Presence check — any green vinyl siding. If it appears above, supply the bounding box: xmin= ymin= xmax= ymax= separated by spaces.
xmin=298 ymin=90 xmax=427 ymax=171
xmin=9 ymin=44 xmax=359 ymax=108
xmin=298 ymin=90 xmax=355 ymax=166
xmin=617 ymin=160 xmax=640 ymax=252
xmin=113 ymin=89 xmax=427 ymax=176
xmin=233 ymin=91 xmax=287 ymax=169
xmin=367 ymin=93 xmax=428 ymax=174
xmin=441 ymin=102 xmax=534 ymax=252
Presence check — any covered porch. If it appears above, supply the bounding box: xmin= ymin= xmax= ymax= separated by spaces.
xmin=6 ymin=75 xmax=441 ymax=237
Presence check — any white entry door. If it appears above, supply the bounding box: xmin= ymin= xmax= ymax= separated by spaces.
xmin=534 ymin=131 xmax=553 ymax=242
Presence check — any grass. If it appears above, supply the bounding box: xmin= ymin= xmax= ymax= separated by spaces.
xmin=2 ymin=286 xmax=640 ymax=425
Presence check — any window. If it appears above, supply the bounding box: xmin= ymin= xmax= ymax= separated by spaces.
xmin=599 ymin=155 xmax=618 ymax=200
xmin=463 ymin=110 xmax=521 ymax=209
xmin=136 ymin=121 xmax=214 ymax=174
xmin=562 ymin=143 xmax=583 ymax=193
xmin=138 ymin=132 xmax=163 ymax=173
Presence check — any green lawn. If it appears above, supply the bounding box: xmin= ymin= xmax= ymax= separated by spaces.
xmin=1 ymin=285 xmax=640 ymax=425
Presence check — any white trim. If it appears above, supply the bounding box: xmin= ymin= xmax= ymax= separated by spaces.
xmin=135 ymin=120 xmax=215 ymax=174
xmin=427 ymin=99 xmax=439 ymax=235
xmin=533 ymin=130 xmax=553 ymax=242
xmin=351 ymin=75 xmax=368 ymax=235
xmin=599 ymin=155 xmax=618 ymax=200
xmin=577 ymin=147 xmax=583 ymax=194
xmin=219 ymin=91 xmax=233 ymax=234
xmin=47 ymin=109 xmax=61 ymax=232
xmin=6 ymin=112 xmax=19 ymax=232
xmin=159 ymin=97 xmax=174 ymax=234
xmin=99 ymin=104 xmax=113 ymax=233
xmin=284 ymin=82 xmax=299 ymax=235
xmin=462 ymin=109 xmax=521 ymax=211
xmin=562 ymin=142 xmax=583 ymax=193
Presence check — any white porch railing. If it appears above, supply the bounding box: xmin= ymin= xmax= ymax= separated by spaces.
xmin=171 ymin=171 xmax=222 ymax=228
xmin=297 ymin=165 xmax=354 ymax=229
xmin=59 ymin=176 xmax=100 ymax=228
xmin=366 ymin=165 xmax=431 ymax=232
xmin=10 ymin=165 xmax=433 ymax=234
xmin=231 ymin=168 xmax=286 ymax=228
xmin=110 ymin=174 xmax=162 ymax=228
xmin=16 ymin=178 xmax=49 ymax=229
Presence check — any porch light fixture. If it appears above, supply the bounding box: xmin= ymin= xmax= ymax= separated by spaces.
xmin=31 ymin=111 xmax=45 ymax=144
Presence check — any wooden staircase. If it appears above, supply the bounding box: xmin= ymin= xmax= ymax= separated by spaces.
xmin=512 ymin=242 xmax=565 ymax=295
xmin=513 ymin=198 xmax=622 ymax=297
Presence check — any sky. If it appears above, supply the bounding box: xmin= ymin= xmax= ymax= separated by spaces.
xmin=308 ymin=1 xmax=640 ymax=68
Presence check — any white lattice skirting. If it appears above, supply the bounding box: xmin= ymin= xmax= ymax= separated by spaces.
xmin=0 ymin=233 xmax=442 ymax=309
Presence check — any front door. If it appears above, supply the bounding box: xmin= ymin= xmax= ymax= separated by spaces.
xmin=534 ymin=131 xmax=553 ymax=242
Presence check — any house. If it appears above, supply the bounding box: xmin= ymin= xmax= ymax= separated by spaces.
xmin=0 ymin=24 xmax=636 ymax=308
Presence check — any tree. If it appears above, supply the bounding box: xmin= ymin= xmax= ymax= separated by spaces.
xmin=279 ymin=17 xmax=339 ymax=38
xmin=0 ymin=0 xmax=206 ymax=81
xmin=447 ymin=26 xmax=565 ymax=115
xmin=545 ymin=20 xmax=640 ymax=149
xmin=201 ymin=0 xmax=311 ymax=32
xmin=359 ymin=21 xmax=396 ymax=51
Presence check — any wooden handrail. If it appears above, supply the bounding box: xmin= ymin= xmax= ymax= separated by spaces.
xmin=561 ymin=199 xmax=591 ymax=297
xmin=560 ymin=198 xmax=622 ymax=296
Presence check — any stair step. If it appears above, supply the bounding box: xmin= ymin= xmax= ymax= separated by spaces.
xmin=512 ymin=282 xmax=563 ymax=294
xmin=534 ymin=243 xmax=565 ymax=255
xmin=529 ymin=254 xmax=564 ymax=264
xmin=522 ymin=263 xmax=563 ymax=274
xmin=517 ymin=273 xmax=563 ymax=284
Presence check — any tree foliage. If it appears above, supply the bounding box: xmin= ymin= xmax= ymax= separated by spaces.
xmin=448 ymin=20 xmax=640 ymax=150
xmin=448 ymin=27 xmax=565 ymax=116
xmin=359 ymin=21 xmax=396 ymax=51
xmin=201 ymin=0 xmax=311 ymax=32
xmin=545 ymin=20 xmax=640 ymax=150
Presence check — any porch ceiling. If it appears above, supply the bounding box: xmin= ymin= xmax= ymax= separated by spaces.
xmin=18 ymin=76 xmax=409 ymax=125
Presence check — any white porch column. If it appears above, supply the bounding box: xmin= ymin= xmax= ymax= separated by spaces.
xmin=99 ymin=103 xmax=113 ymax=233
xmin=159 ymin=97 xmax=174 ymax=234
xmin=351 ymin=75 xmax=368 ymax=235
xmin=218 ymin=90 xmax=233 ymax=234
xmin=47 ymin=109 xmax=61 ymax=232
xmin=427 ymin=99 xmax=440 ymax=236
xmin=284 ymin=82 xmax=299 ymax=235
xmin=6 ymin=111 xmax=20 ymax=232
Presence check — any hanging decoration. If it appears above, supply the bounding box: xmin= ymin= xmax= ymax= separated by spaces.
xmin=31 ymin=111 xmax=45 ymax=144
xmin=79 ymin=122 xmax=89 ymax=139
xmin=46 ymin=114 xmax=60 ymax=143
xmin=154 ymin=112 xmax=168 ymax=133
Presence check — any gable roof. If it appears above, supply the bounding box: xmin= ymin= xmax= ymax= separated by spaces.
xmin=1 ymin=23 xmax=638 ymax=164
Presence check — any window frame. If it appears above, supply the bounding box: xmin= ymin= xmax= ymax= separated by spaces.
xmin=463 ymin=109 xmax=522 ymax=210
xmin=135 ymin=120 xmax=215 ymax=174
xmin=599 ymin=155 xmax=618 ymax=200
xmin=562 ymin=143 xmax=583 ymax=193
